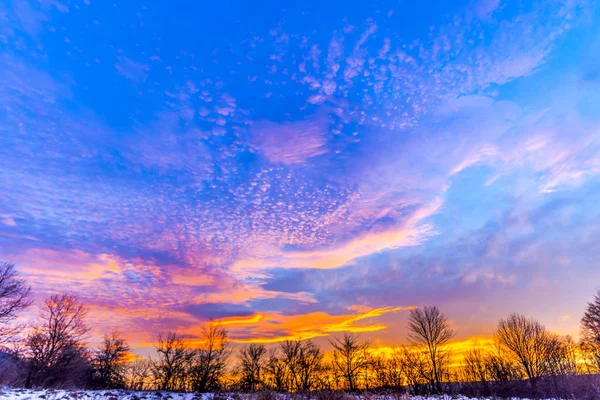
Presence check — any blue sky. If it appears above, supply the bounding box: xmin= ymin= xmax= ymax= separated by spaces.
xmin=1 ymin=0 xmax=600 ymax=348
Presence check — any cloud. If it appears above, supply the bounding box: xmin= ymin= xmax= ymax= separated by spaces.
xmin=251 ymin=116 xmax=329 ymax=164
xmin=115 ymin=56 xmax=150 ymax=83
xmin=6 ymin=248 xmax=320 ymax=343
xmin=1 ymin=0 xmax=600 ymax=351
xmin=200 ymin=306 xmax=412 ymax=343
xmin=230 ymin=197 xmax=441 ymax=278
xmin=473 ymin=0 xmax=502 ymax=19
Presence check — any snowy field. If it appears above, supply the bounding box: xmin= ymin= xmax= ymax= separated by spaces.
xmin=0 ymin=390 xmax=557 ymax=400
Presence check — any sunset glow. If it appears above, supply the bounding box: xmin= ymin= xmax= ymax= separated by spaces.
xmin=1 ymin=0 xmax=600 ymax=359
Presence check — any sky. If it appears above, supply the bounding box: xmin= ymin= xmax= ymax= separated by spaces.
xmin=1 ymin=0 xmax=600 ymax=353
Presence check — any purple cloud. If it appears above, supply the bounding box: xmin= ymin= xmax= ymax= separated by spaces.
xmin=251 ymin=116 xmax=329 ymax=164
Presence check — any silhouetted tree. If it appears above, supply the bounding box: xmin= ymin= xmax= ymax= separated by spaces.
xmin=25 ymin=293 xmax=90 ymax=388
xmin=151 ymin=331 xmax=193 ymax=391
xmin=190 ymin=322 xmax=230 ymax=392
xmin=0 ymin=262 xmax=32 ymax=343
xmin=265 ymin=348 xmax=286 ymax=391
xmin=407 ymin=306 xmax=455 ymax=392
xmin=394 ymin=345 xmax=427 ymax=394
xmin=280 ymin=339 xmax=323 ymax=391
xmin=581 ymin=289 xmax=600 ymax=372
xmin=495 ymin=313 xmax=550 ymax=392
xmin=238 ymin=343 xmax=267 ymax=391
xmin=545 ymin=334 xmax=579 ymax=376
xmin=543 ymin=334 xmax=580 ymax=397
xmin=370 ymin=354 xmax=403 ymax=389
xmin=124 ymin=358 xmax=152 ymax=391
xmin=463 ymin=348 xmax=490 ymax=392
xmin=330 ymin=332 xmax=371 ymax=391
xmin=90 ymin=330 xmax=131 ymax=388
xmin=484 ymin=347 xmax=521 ymax=384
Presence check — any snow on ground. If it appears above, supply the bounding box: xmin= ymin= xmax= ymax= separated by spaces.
xmin=0 ymin=390 xmax=552 ymax=400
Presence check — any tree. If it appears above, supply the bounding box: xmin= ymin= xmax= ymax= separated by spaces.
xmin=151 ymin=332 xmax=193 ymax=391
xmin=189 ymin=322 xmax=230 ymax=392
xmin=463 ymin=349 xmax=490 ymax=385
xmin=25 ymin=293 xmax=90 ymax=388
xmin=370 ymin=354 xmax=403 ymax=389
xmin=484 ymin=346 xmax=521 ymax=384
xmin=407 ymin=306 xmax=455 ymax=392
xmin=394 ymin=345 xmax=427 ymax=394
xmin=264 ymin=348 xmax=286 ymax=391
xmin=581 ymin=289 xmax=600 ymax=372
xmin=544 ymin=334 xmax=579 ymax=377
xmin=0 ymin=262 xmax=32 ymax=343
xmin=495 ymin=313 xmax=551 ymax=392
xmin=296 ymin=340 xmax=324 ymax=391
xmin=124 ymin=359 xmax=152 ymax=391
xmin=90 ymin=330 xmax=131 ymax=388
xmin=543 ymin=334 xmax=580 ymax=397
xmin=280 ymin=339 xmax=323 ymax=392
xmin=238 ymin=343 xmax=267 ymax=391
xmin=329 ymin=332 xmax=371 ymax=391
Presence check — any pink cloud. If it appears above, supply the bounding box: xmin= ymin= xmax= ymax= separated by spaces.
xmin=230 ymin=197 xmax=441 ymax=278
xmin=251 ymin=117 xmax=329 ymax=164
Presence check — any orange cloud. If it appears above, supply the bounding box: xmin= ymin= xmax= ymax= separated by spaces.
xmin=185 ymin=306 xmax=414 ymax=344
xmin=219 ymin=313 xmax=265 ymax=326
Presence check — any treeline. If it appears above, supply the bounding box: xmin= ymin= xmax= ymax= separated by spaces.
xmin=1 ymin=262 xmax=600 ymax=398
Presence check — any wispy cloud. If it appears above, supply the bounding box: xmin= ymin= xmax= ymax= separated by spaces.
xmin=205 ymin=306 xmax=412 ymax=343
xmin=115 ymin=56 xmax=150 ymax=83
xmin=251 ymin=117 xmax=329 ymax=164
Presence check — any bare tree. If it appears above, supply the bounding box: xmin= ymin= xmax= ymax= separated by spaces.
xmin=0 ymin=262 xmax=32 ymax=343
xmin=495 ymin=313 xmax=551 ymax=392
xmin=543 ymin=334 xmax=580 ymax=397
xmin=279 ymin=340 xmax=302 ymax=391
xmin=330 ymin=332 xmax=371 ymax=391
xmin=316 ymin=360 xmax=337 ymax=390
xmin=581 ymin=289 xmax=600 ymax=372
xmin=545 ymin=334 xmax=579 ymax=377
xmin=370 ymin=354 xmax=403 ymax=389
xmin=151 ymin=332 xmax=193 ymax=391
xmin=299 ymin=340 xmax=325 ymax=391
xmin=462 ymin=348 xmax=491 ymax=395
xmin=484 ymin=344 xmax=522 ymax=384
xmin=90 ymin=330 xmax=131 ymax=388
xmin=238 ymin=343 xmax=267 ymax=391
xmin=124 ymin=358 xmax=152 ymax=391
xmin=463 ymin=349 xmax=489 ymax=383
xmin=189 ymin=322 xmax=230 ymax=392
xmin=394 ymin=345 xmax=427 ymax=394
xmin=407 ymin=306 xmax=455 ymax=392
xmin=25 ymin=293 xmax=90 ymax=388
xmin=264 ymin=348 xmax=286 ymax=391
xmin=280 ymin=339 xmax=323 ymax=392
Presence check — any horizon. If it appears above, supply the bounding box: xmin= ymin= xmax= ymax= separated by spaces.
xmin=2 ymin=0 xmax=600 ymax=357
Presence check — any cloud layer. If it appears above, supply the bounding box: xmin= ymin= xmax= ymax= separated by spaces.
xmin=1 ymin=0 xmax=599 ymax=349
